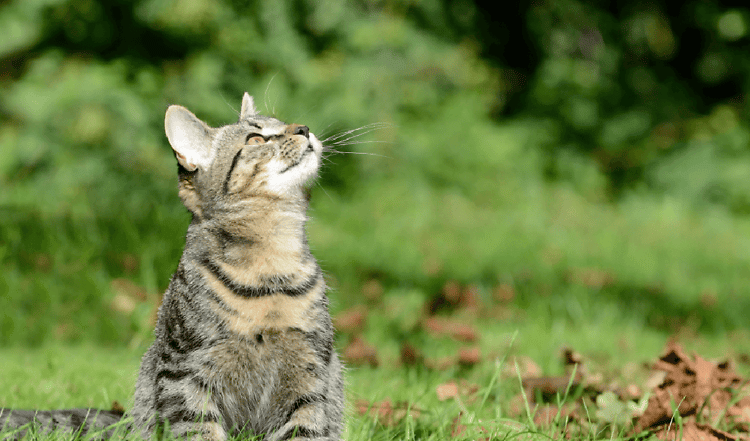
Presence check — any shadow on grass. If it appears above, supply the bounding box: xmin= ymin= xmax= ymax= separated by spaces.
xmin=605 ymin=283 xmax=750 ymax=335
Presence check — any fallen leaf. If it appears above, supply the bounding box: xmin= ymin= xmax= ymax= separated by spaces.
xmin=443 ymin=281 xmax=462 ymax=304
xmin=635 ymin=340 xmax=747 ymax=436
xmin=333 ymin=306 xmax=367 ymax=333
xmin=567 ymin=267 xmax=615 ymax=289
xmin=493 ymin=283 xmax=516 ymax=303
xmin=110 ymin=278 xmax=149 ymax=315
xmin=422 ymin=317 xmax=479 ymax=342
xmin=450 ymin=412 xmax=490 ymax=440
xmin=436 ymin=381 xmax=459 ymax=401
xmin=502 ymin=355 xmax=542 ymax=379
xmin=458 ymin=346 xmax=481 ymax=367
xmin=110 ymin=401 xmax=126 ymax=415
xmin=459 ymin=284 xmax=482 ymax=312
xmin=400 ymin=342 xmax=423 ymax=366
xmin=355 ymin=399 xmax=421 ymax=426
xmin=343 ymin=336 xmax=378 ymax=367
xmin=653 ymin=420 xmax=739 ymax=441
xmin=427 ymin=356 xmax=457 ymax=371
xmin=522 ymin=374 xmax=581 ymax=399
xmin=362 ymin=279 xmax=383 ymax=302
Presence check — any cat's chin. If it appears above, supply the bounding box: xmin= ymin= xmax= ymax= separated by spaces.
xmin=266 ymin=153 xmax=320 ymax=197
xmin=264 ymin=135 xmax=322 ymax=197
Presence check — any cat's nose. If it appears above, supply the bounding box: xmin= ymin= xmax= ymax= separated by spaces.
xmin=292 ymin=125 xmax=310 ymax=138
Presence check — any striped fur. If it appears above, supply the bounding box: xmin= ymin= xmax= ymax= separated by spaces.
xmin=2 ymin=94 xmax=344 ymax=440
xmin=0 ymin=408 xmax=124 ymax=440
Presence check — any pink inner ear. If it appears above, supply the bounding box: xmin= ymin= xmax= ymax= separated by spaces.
xmin=175 ymin=151 xmax=197 ymax=170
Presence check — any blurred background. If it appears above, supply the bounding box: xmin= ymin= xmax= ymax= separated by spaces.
xmin=2 ymin=0 xmax=750 ymax=350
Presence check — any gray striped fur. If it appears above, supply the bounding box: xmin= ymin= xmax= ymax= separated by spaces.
xmin=0 ymin=408 xmax=125 ymax=440
xmin=2 ymin=94 xmax=344 ymax=440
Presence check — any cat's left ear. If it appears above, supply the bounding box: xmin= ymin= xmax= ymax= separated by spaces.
xmin=165 ymin=105 xmax=214 ymax=172
xmin=240 ymin=92 xmax=257 ymax=120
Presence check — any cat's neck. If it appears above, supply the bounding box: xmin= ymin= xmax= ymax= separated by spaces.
xmin=192 ymin=193 xmax=313 ymax=282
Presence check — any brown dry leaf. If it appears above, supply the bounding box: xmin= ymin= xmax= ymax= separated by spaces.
xmin=449 ymin=323 xmax=480 ymax=342
xmin=458 ymin=346 xmax=482 ymax=367
xmin=422 ymin=317 xmax=479 ymax=342
xmin=507 ymin=393 xmax=530 ymax=418
xmin=399 ymin=342 xmax=423 ymax=366
xmin=450 ymin=412 xmax=490 ymax=440
xmin=110 ymin=401 xmax=126 ymax=415
xmin=426 ymin=282 xmax=484 ymax=315
xmin=619 ymin=383 xmax=642 ymax=401
xmin=436 ymin=380 xmax=481 ymax=405
xmin=727 ymin=396 xmax=750 ymax=431
xmin=110 ymin=278 xmax=149 ymax=314
xmin=450 ymin=412 xmax=467 ymax=437
xmin=533 ymin=404 xmax=561 ymax=428
xmin=459 ymin=284 xmax=483 ymax=312
xmin=502 ymin=355 xmax=542 ymax=379
xmin=424 ymin=281 xmax=463 ymax=315
xmin=111 ymin=278 xmax=148 ymax=301
xmin=493 ymin=283 xmax=516 ymax=303
xmin=567 ymin=267 xmax=615 ymax=289
xmin=561 ymin=347 xmax=583 ymax=366
xmin=436 ymin=381 xmax=459 ymax=401
xmin=120 ymin=253 xmax=139 ymax=274
xmin=333 ymin=306 xmax=367 ymax=333
xmin=443 ymin=281 xmax=462 ymax=304
xmin=362 ymin=279 xmax=383 ymax=302
xmin=522 ymin=373 xmax=582 ymax=398
xmin=355 ymin=399 xmax=421 ymax=426
xmin=636 ymin=340 xmax=747 ymax=436
xmin=653 ymin=420 xmax=740 ymax=441
xmin=342 ymin=336 xmax=378 ymax=367
xmin=427 ymin=356 xmax=457 ymax=371
xmin=644 ymin=370 xmax=668 ymax=390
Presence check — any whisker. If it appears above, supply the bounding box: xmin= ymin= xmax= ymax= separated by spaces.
xmin=315 ymin=121 xmax=338 ymax=140
xmin=322 ymin=123 xmax=393 ymax=141
xmin=222 ymin=93 xmax=240 ymax=118
xmin=322 ymin=122 xmax=393 ymax=143
xmin=314 ymin=181 xmax=334 ymax=202
xmin=323 ymin=149 xmax=391 ymax=159
xmin=264 ymin=73 xmax=278 ymax=114
xmin=329 ymin=140 xmax=393 ymax=147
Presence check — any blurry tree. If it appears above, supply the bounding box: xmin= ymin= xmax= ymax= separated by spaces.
xmin=469 ymin=0 xmax=750 ymax=209
xmin=2 ymin=0 xmax=750 ymax=344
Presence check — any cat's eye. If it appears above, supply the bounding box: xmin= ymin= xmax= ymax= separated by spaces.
xmin=246 ymin=134 xmax=265 ymax=145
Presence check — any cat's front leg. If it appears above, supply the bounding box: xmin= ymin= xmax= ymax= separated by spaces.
xmin=151 ymin=373 xmax=227 ymax=441
xmin=168 ymin=420 xmax=227 ymax=441
xmin=267 ymin=396 xmax=336 ymax=441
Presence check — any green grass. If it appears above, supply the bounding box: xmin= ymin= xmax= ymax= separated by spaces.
xmin=1 ymin=306 xmax=748 ymax=440
xmin=3 ymin=0 xmax=750 ymax=439
xmin=4 ymin=115 xmax=750 ymax=439
xmin=0 ymin=344 xmax=561 ymax=440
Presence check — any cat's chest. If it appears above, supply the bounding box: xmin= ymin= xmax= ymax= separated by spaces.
xmin=201 ymin=331 xmax=320 ymax=431
xmin=196 ymin=258 xmax=323 ymax=336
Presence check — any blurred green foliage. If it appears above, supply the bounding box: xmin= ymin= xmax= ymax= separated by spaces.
xmin=1 ymin=0 xmax=750 ymax=346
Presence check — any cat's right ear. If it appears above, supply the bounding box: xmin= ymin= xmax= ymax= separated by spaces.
xmin=240 ymin=92 xmax=257 ymax=120
xmin=165 ymin=105 xmax=214 ymax=172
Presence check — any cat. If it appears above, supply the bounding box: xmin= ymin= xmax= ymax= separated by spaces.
xmin=1 ymin=93 xmax=344 ymax=441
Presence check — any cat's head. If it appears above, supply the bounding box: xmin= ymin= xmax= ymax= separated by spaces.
xmin=164 ymin=93 xmax=322 ymax=218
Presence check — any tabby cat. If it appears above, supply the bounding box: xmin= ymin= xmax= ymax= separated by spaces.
xmin=1 ymin=93 xmax=344 ymax=441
